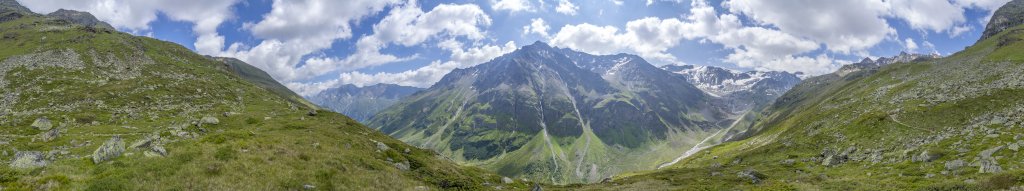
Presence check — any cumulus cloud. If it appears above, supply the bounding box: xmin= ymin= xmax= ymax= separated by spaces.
xmin=556 ymin=0 xmax=579 ymax=16
xmin=278 ymin=2 xmax=493 ymax=95
xmin=523 ymin=18 xmax=551 ymax=38
xmin=887 ymin=0 xmax=966 ymax=34
xmin=326 ymin=41 xmax=518 ymax=90
xmin=550 ymin=0 xmax=845 ymax=74
xmin=19 ymin=0 xmax=239 ymax=54
xmin=214 ymin=0 xmax=400 ymax=83
xmin=904 ymin=38 xmax=919 ymax=52
xmin=491 ymin=0 xmax=534 ymax=13
xmin=725 ymin=0 xmax=893 ymax=54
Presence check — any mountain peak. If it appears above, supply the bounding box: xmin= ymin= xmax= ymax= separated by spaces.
xmin=980 ymin=0 xmax=1024 ymax=41
xmin=47 ymin=9 xmax=115 ymax=29
xmin=0 ymin=0 xmax=32 ymax=14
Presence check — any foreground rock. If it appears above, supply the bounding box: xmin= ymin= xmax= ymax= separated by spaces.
xmin=31 ymin=117 xmax=52 ymax=131
xmin=200 ymin=116 xmax=220 ymax=125
xmin=92 ymin=136 xmax=125 ymax=164
xmin=9 ymin=151 xmax=46 ymax=169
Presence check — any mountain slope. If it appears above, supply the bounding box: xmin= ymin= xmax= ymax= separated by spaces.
xmin=563 ymin=1 xmax=1024 ymax=190
xmin=0 ymin=4 xmax=519 ymax=190
xmin=209 ymin=56 xmax=319 ymax=109
xmin=369 ymin=42 xmax=735 ymax=184
xmin=307 ymin=84 xmax=422 ymax=122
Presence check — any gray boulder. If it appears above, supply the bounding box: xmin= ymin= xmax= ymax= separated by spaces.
xmin=9 ymin=151 xmax=46 ymax=169
xmin=200 ymin=116 xmax=220 ymax=125
xmin=502 ymin=177 xmax=514 ymax=184
xmin=737 ymin=169 xmax=766 ymax=184
xmin=92 ymin=136 xmax=126 ymax=164
xmin=376 ymin=141 xmax=390 ymax=151
xmin=40 ymin=128 xmax=60 ymax=142
xmin=912 ymin=150 xmax=941 ymax=162
xmin=31 ymin=117 xmax=52 ymax=131
xmin=978 ymin=158 xmax=1003 ymax=173
xmin=945 ymin=159 xmax=966 ymax=171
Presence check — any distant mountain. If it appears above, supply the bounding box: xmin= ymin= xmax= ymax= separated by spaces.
xmin=369 ymin=41 xmax=736 ymax=184
xmin=661 ymin=64 xmax=801 ymax=113
xmin=835 ymin=51 xmax=941 ymax=77
xmin=307 ymin=84 xmax=423 ymax=122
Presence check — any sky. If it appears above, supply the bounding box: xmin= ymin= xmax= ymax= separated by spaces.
xmin=18 ymin=0 xmax=1011 ymax=96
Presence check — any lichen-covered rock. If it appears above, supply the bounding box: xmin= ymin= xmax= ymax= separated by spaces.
xmin=200 ymin=116 xmax=220 ymax=125
xmin=945 ymin=159 xmax=965 ymax=171
xmin=9 ymin=151 xmax=46 ymax=169
xmin=31 ymin=117 xmax=52 ymax=131
xmin=736 ymin=169 xmax=766 ymax=184
xmin=40 ymin=128 xmax=60 ymax=142
xmin=92 ymin=136 xmax=126 ymax=164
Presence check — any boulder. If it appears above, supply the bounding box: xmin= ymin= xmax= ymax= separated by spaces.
xmin=200 ymin=116 xmax=220 ymax=125
xmin=737 ymin=169 xmax=766 ymax=184
xmin=978 ymin=158 xmax=1003 ymax=174
xmin=376 ymin=141 xmax=390 ymax=151
xmin=31 ymin=117 xmax=52 ymax=131
xmin=502 ymin=177 xmax=514 ymax=184
xmin=40 ymin=128 xmax=60 ymax=142
xmin=9 ymin=151 xmax=46 ymax=169
xmin=945 ymin=159 xmax=965 ymax=171
xmin=394 ymin=160 xmax=410 ymax=171
xmin=92 ymin=136 xmax=126 ymax=164
xmin=912 ymin=150 xmax=941 ymax=162
xmin=307 ymin=109 xmax=318 ymax=116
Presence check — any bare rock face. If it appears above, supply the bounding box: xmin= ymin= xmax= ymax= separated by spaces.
xmin=981 ymin=0 xmax=1024 ymax=41
xmin=92 ymin=136 xmax=126 ymax=164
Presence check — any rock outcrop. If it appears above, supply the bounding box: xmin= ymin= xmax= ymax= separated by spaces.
xmin=92 ymin=136 xmax=126 ymax=164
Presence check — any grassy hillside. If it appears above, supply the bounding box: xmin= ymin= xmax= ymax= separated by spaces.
xmin=0 ymin=11 xmax=522 ymax=190
xmin=556 ymin=20 xmax=1024 ymax=191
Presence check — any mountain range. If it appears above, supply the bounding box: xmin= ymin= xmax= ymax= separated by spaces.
xmin=368 ymin=41 xmax=762 ymax=183
xmin=307 ymin=84 xmax=422 ymax=122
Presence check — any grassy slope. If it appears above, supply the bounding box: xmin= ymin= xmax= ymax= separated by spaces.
xmin=555 ymin=25 xmax=1024 ymax=191
xmin=0 ymin=15 xmax=522 ymax=190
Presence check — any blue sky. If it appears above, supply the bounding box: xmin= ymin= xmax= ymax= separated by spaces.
xmin=20 ymin=0 xmax=1010 ymax=95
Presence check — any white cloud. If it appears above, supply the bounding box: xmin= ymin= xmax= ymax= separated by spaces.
xmin=725 ymin=0 xmax=893 ymax=54
xmin=556 ymin=0 xmax=579 ymax=16
xmin=281 ymin=2 xmax=493 ymax=95
xmin=19 ymin=0 xmax=239 ymax=55
xmin=888 ymin=0 xmax=966 ymax=34
xmin=523 ymin=18 xmax=551 ymax=38
xmin=491 ymin=0 xmax=534 ymax=13
xmin=612 ymin=0 xmax=624 ymax=5
xmin=550 ymin=23 xmax=629 ymax=55
xmin=215 ymin=0 xmax=400 ymax=83
xmin=904 ymin=38 xmax=919 ymax=52
xmin=327 ymin=41 xmax=518 ymax=90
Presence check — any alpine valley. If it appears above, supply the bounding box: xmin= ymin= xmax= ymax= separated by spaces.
xmin=6 ymin=0 xmax=1024 ymax=190
xmin=364 ymin=42 xmax=804 ymax=184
